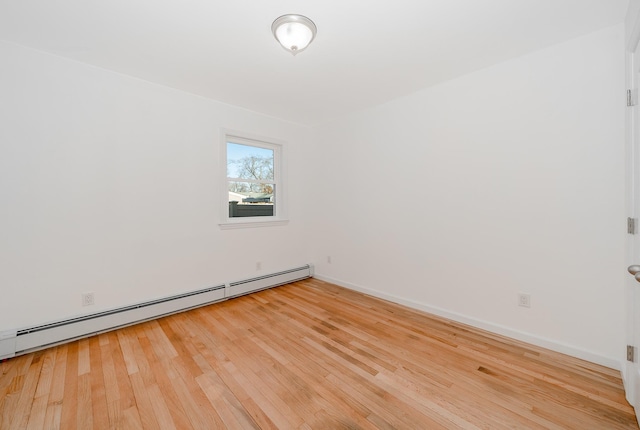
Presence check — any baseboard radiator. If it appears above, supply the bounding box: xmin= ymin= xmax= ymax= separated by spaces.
xmin=0 ymin=264 xmax=313 ymax=360
xmin=226 ymin=265 xmax=312 ymax=298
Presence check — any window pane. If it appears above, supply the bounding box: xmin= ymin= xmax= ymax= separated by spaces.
xmin=227 ymin=142 xmax=274 ymax=181
xmin=228 ymin=181 xmax=275 ymax=218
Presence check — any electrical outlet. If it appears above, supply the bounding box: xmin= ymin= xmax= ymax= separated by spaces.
xmin=82 ymin=292 xmax=95 ymax=306
xmin=256 ymin=261 xmax=262 ymax=271
xmin=518 ymin=293 xmax=531 ymax=308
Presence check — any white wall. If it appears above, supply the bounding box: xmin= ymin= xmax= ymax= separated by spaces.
xmin=0 ymin=24 xmax=628 ymax=369
xmin=0 ymin=40 xmax=312 ymax=330
xmin=310 ymin=24 xmax=626 ymax=368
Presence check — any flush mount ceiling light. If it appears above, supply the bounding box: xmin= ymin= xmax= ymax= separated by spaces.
xmin=272 ymin=14 xmax=317 ymax=55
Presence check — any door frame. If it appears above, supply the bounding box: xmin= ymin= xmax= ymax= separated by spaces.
xmin=625 ymin=0 xmax=640 ymax=411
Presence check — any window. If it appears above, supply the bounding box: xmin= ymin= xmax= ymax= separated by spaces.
xmin=220 ymin=131 xmax=287 ymax=228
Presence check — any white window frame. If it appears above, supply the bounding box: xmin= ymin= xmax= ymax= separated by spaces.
xmin=219 ymin=129 xmax=288 ymax=229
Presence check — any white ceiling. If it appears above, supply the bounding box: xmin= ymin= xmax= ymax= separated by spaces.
xmin=0 ymin=0 xmax=629 ymax=126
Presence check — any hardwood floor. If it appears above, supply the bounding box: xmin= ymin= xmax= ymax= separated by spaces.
xmin=0 ymin=278 xmax=637 ymax=429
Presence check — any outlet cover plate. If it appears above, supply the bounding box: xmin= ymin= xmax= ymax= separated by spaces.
xmin=518 ymin=293 xmax=531 ymax=308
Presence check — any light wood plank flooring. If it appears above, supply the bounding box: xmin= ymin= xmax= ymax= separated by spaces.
xmin=1 ymin=278 xmax=637 ymax=429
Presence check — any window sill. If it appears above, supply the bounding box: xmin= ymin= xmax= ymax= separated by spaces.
xmin=219 ymin=219 xmax=289 ymax=230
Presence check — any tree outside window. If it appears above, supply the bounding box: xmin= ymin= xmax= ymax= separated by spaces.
xmin=226 ymin=140 xmax=279 ymax=218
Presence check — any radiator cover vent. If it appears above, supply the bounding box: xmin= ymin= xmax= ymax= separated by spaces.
xmin=226 ymin=265 xmax=312 ymax=298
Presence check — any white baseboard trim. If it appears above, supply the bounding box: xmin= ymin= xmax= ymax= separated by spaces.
xmin=313 ymin=274 xmax=622 ymax=371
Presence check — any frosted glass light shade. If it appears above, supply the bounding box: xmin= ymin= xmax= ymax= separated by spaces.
xmin=272 ymin=15 xmax=317 ymax=55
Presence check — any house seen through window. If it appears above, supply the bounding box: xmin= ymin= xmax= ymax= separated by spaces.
xmin=226 ymin=138 xmax=278 ymax=218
